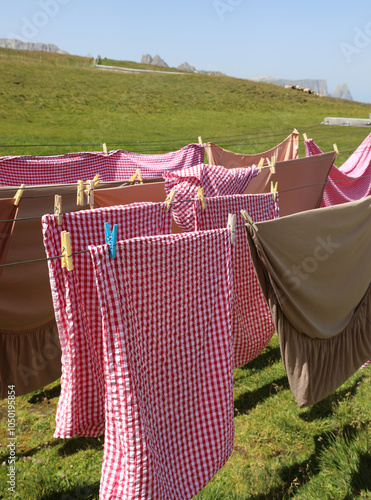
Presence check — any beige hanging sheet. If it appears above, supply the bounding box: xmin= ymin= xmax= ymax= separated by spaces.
xmin=244 ymin=151 xmax=336 ymax=216
xmin=205 ymin=129 xmax=299 ymax=168
xmin=244 ymin=196 xmax=371 ymax=407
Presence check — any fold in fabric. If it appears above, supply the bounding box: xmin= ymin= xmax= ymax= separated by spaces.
xmin=205 ymin=130 xmax=299 ymax=168
xmin=42 ymin=203 xmax=172 ymax=438
xmin=89 ymin=229 xmax=234 ymax=500
xmin=0 ymin=198 xmax=20 ymax=277
xmin=243 ymin=197 xmax=371 ymax=407
xmin=194 ymin=193 xmax=279 ymax=367
xmin=305 ymin=134 xmax=371 ymax=207
xmin=243 ymin=152 xmax=337 ymax=216
xmin=0 ymin=143 xmax=204 ymax=185
xmin=163 ymin=163 xmax=258 ymax=232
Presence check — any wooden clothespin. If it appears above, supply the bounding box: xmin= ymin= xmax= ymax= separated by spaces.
xmin=270 ymin=156 xmax=276 ymax=174
xmin=333 ymin=143 xmax=339 ymax=154
xmin=165 ymin=188 xmax=176 ymax=213
xmin=303 ymin=133 xmax=308 ymax=142
xmin=104 ymin=222 xmax=118 ymax=259
xmin=77 ymin=180 xmax=84 ymax=206
xmin=241 ymin=209 xmax=258 ymax=232
xmin=198 ymin=136 xmax=203 ymax=146
xmin=136 ymin=169 xmax=143 ymax=185
xmin=198 ymin=186 xmax=206 ymax=209
xmin=86 ymin=180 xmax=95 ymax=207
xmin=258 ymin=158 xmax=264 ymax=173
xmin=271 ymin=181 xmax=278 ymax=201
xmin=227 ymin=213 xmax=237 ymax=244
xmin=61 ymin=231 xmax=73 ymax=271
xmin=102 ymin=143 xmax=108 ymax=155
xmin=93 ymin=174 xmax=100 ymax=188
xmin=54 ymin=195 xmax=62 ymax=225
xmin=13 ymin=184 xmax=25 ymax=206
xmin=128 ymin=171 xmax=138 ymax=184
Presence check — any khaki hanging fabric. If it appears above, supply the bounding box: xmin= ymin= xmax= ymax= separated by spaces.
xmin=244 ymin=196 xmax=371 ymax=407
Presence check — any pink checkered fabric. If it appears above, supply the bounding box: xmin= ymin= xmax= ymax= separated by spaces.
xmin=0 ymin=144 xmax=204 ymax=186
xmin=89 ymin=229 xmax=234 ymax=500
xmin=163 ymin=163 xmax=259 ymax=232
xmin=194 ymin=193 xmax=279 ymax=368
xmin=305 ymin=135 xmax=371 ymax=207
xmin=361 ymin=359 xmax=371 ymax=369
xmin=42 ymin=203 xmax=172 ymax=438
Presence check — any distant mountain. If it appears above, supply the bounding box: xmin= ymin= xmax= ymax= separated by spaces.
xmin=141 ymin=54 xmax=225 ymax=76
xmin=330 ymin=83 xmax=353 ymax=101
xmin=251 ymin=76 xmax=353 ymax=100
xmin=0 ymin=37 xmax=68 ymax=54
xmin=140 ymin=54 xmax=168 ymax=67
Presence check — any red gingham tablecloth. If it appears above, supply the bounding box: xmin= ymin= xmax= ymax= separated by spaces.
xmin=90 ymin=229 xmax=234 ymax=500
xmin=42 ymin=203 xmax=172 ymax=438
xmin=194 ymin=193 xmax=279 ymax=368
xmin=305 ymin=134 xmax=371 ymax=207
xmin=0 ymin=143 xmax=204 ymax=186
xmin=163 ymin=163 xmax=258 ymax=232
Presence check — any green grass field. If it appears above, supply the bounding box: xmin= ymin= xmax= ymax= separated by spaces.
xmin=0 ymin=48 xmax=371 ymax=499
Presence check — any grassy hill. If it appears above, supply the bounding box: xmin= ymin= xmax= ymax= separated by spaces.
xmin=0 ymin=48 xmax=370 ymax=162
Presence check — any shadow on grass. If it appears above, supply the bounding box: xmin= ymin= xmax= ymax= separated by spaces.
xmin=28 ymin=384 xmax=61 ymax=404
xmin=238 ymin=346 xmax=282 ymax=372
xmin=234 ymin=375 xmax=289 ymax=415
xmin=247 ymin=423 xmax=368 ymax=500
xmin=349 ymin=451 xmax=371 ymax=495
xmin=298 ymin=377 xmax=361 ymax=422
xmin=57 ymin=436 xmax=104 ymax=457
xmin=0 ymin=436 xmax=104 ymax=463
xmin=38 ymin=481 xmax=100 ymax=499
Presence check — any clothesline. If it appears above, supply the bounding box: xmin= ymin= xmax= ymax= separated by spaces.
xmin=0 ymin=149 xmax=358 ymax=194
xmin=0 ymin=223 xmax=248 ymax=269
xmin=2 ymin=170 xmax=371 ymax=225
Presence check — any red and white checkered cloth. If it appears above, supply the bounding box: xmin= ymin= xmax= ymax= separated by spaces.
xmin=0 ymin=144 xmax=204 ymax=186
xmin=163 ymin=163 xmax=259 ymax=232
xmin=42 ymin=203 xmax=172 ymax=438
xmin=194 ymin=193 xmax=279 ymax=368
xmin=89 ymin=229 xmax=234 ymax=500
xmin=305 ymin=135 xmax=371 ymax=207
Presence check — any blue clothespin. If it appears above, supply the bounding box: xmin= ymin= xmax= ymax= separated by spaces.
xmin=104 ymin=222 xmax=118 ymax=259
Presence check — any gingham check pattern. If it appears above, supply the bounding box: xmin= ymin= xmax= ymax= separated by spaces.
xmin=90 ymin=229 xmax=234 ymax=500
xmin=42 ymin=203 xmax=172 ymax=438
xmin=163 ymin=163 xmax=259 ymax=232
xmin=305 ymin=135 xmax=371 ymax=207
xmin=0 ymin=144 xmax=204 ymax=186
xmin=194 ymin=193 xmax=279 ymax=368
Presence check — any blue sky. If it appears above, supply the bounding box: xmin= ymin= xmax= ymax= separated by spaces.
xmin=2 ymin=0 xmax=371 ymax=104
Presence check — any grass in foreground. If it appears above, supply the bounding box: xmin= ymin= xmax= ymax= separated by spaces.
xmin=1 ymin=336 xmax=370 ymax=499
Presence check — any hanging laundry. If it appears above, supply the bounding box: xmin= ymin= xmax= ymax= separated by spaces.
xmin=163 ymin=163 xmax=258 ymax=232
xmin=243 ymin=196 xmax=371 ymax=408
xmin=305 ymin=134 xmax=371 ymax=207
xmin=205 ymin=130 xmax=299 ymax=168
xmin=244 ymin=152 xmax=337 ymax=216
xmin=93 ymin=181 xmax=183 ymax=234
xmin=194 ymin=193 xmax=279 ymax=367
xmin=89 ymin=229 xmax=234 ymax=500
xmin=0 ymin=143 xmax=204 ymax=186
xmin=0 ymin=198 xmax=20 ymax=277
xmin=42 ymin=202 xmax=172 ymax=438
